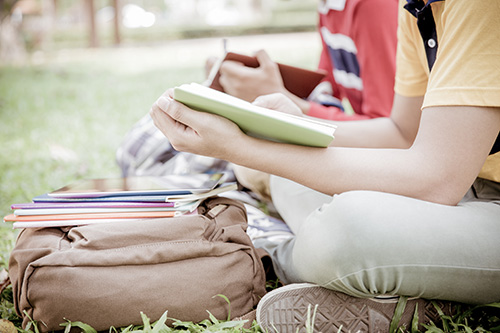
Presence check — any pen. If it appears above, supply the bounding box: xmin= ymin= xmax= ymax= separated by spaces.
xmin=222 ymin=38 xmax=228 ymax=54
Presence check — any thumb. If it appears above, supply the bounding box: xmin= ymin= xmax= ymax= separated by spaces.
xmin=253 ymin=93 xmax=303 ymax=116
xmin=155 ymin=96 xmax=195 ymax=127
xmin=254 ymin=50 xmax=276 ymax=70
xmin=253 ymin=93 xmax=286 ymax=110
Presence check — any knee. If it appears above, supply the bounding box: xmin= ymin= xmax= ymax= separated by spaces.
xmin=269 ymin=176 xmax=306 ymax=203
xmin=292 ymin=191 xmax=395 ymax=286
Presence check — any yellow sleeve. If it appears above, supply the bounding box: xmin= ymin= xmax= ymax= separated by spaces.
xmin=423 ymin=0 xmax=500 ymax=108
xmin=393 ymin=0 xmax=429 ymax=98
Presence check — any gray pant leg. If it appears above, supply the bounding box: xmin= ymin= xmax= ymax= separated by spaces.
xmin=269 ymin=176 xmax=500 ymax=304
xmin=270 ymin=176 xmax=333 ymax=233
xmin=256 ymin=176 xmax=333 ymax=284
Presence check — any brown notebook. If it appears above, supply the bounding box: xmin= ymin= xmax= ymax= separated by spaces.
xmin=208 ymin=52 xmax=326 ymax=99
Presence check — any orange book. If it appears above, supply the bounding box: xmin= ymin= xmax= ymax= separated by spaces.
xmin=4 ymin=211 xmax=177 ymax=222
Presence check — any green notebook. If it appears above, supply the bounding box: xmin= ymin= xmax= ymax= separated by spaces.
xmin=173 ymin=83 xmax=336 ymax=148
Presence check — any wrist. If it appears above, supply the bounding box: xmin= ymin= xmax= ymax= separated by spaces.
xmin=227 ymin=134 xmax=260 ymax=166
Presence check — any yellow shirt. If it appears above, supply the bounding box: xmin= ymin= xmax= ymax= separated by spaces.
xmin=394 ymin=0 xmax=500 ymax=183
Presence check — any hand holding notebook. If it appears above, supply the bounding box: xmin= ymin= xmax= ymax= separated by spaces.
xmin=172 ymin=83 xmax=336 ymax=148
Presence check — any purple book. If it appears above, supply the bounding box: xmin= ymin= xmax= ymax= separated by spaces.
xmin=32 ymin=193 xmax=173 ymax=203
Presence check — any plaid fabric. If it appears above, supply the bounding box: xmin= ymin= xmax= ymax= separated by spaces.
xmin=116 ymin=114 xmax=235 ymax=181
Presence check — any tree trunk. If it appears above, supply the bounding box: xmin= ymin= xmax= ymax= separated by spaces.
xmin=112 ymin=0 xmax=120 ymax=45
xmin=0 ymin=15 xmax=27 ymax=64
xmin=86 ymin=0 xmax=98 ymax=47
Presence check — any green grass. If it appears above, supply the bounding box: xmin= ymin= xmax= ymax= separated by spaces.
xmin=0 ymin=41 xmax=209 ymax=330
xmin=0 ymin=34 xmax=499 ymax=332
xmin=0 ymin=33 xmax=317 ymax=332
xmin=0 ymin=33 xmax=321 ymax=219
xmin=0 ymin=60 xmax=201 ymax=218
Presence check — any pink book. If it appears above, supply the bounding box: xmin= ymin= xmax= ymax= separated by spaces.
xmin=11 ymin=201 xmax=176 ymax=210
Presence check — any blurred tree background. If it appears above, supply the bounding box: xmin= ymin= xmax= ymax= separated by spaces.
xmin=0 ymin=5 xmax=321 ymax=329
xmin=1 ymin=4 xmax=500 ymax=332
xmin=0 ymin=0 xmax=321 ymax=219
xmin=0 ymin=0 xmax=318 ymax=62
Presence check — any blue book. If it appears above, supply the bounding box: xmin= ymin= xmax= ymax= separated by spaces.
xmin=32 ymin=193 xmax=172 ymax=203
xmin=45 ymin=173 xmax=224 ymax=199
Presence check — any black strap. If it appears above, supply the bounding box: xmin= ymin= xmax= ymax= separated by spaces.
xmin=490 ymin=132 xmax=500 ymax=155
xmin=404 ymin=0 xmax=443 ymax=71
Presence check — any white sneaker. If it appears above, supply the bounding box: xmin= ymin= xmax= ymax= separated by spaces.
xmin=256 ymin=283 xmax=455 ymax=333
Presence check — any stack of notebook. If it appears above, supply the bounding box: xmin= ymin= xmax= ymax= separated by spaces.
xmin=4 ymin=173 xmax=237 ymax=229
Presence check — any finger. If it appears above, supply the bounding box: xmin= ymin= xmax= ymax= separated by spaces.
xmin=154 ymin=97 xmax=194 ymax=133
xmin=219 ymin=61 xmax=258 ymax=93
xmin=159 ymin=88 xmax=174 ymax=100
xmin=253 ymin=93 xmax=286 ymax=109
xmin=156 ymin=96 xmax=173 ymax=112
xmin=254 ymin=49 xmax=276 ymax=70
xmin=205 ymin=56 xmax=219 ymax=77
xmin=220 ymin=60 xmax=252 ymax=77
xmin=219 ymin=65 xmax=248 ymax=92
xmin=253 ymin=93 xmax=303 ymax=116
xmin=151 ymin=96 xmax=192 ymax=138
xmin=155 ymin=95 xmax=216 ymax=135
xmin=150 ymin=99 xmax=197 ymax=152
xmin=150 ymin=99 xmax=176 ymax=131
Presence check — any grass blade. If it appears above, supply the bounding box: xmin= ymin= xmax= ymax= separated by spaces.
xmin=60 ymin=320 xmax=97 ymax=333
xmin=213 ymin=294 xmax=231 ymax=321
xmin=389 ymin=296 xmax=408 ymax=333
xmin=410 ymin=303 xmax=419 ymax=333
xmin=151 ymin=311 xmax=169 ymax=333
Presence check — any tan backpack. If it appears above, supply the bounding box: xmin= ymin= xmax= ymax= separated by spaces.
xmin=9 ymin=196 xmax=267 ymax=332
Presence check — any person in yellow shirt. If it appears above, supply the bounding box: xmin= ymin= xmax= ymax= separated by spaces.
xmin=149 ymin=0 xmax=500 ymax=331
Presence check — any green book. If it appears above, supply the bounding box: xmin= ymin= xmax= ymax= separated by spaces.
xmin=173 ymin=83 xmax=336 ymax=148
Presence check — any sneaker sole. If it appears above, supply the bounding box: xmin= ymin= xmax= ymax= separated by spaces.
xmin=256 ymin=283 xmax=452 ymax=333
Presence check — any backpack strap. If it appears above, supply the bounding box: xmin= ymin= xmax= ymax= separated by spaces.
xmin=404 ymin=0 xmax=444 ymax=71
xmin=490 ymin=133 xmax=500 ymax=155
